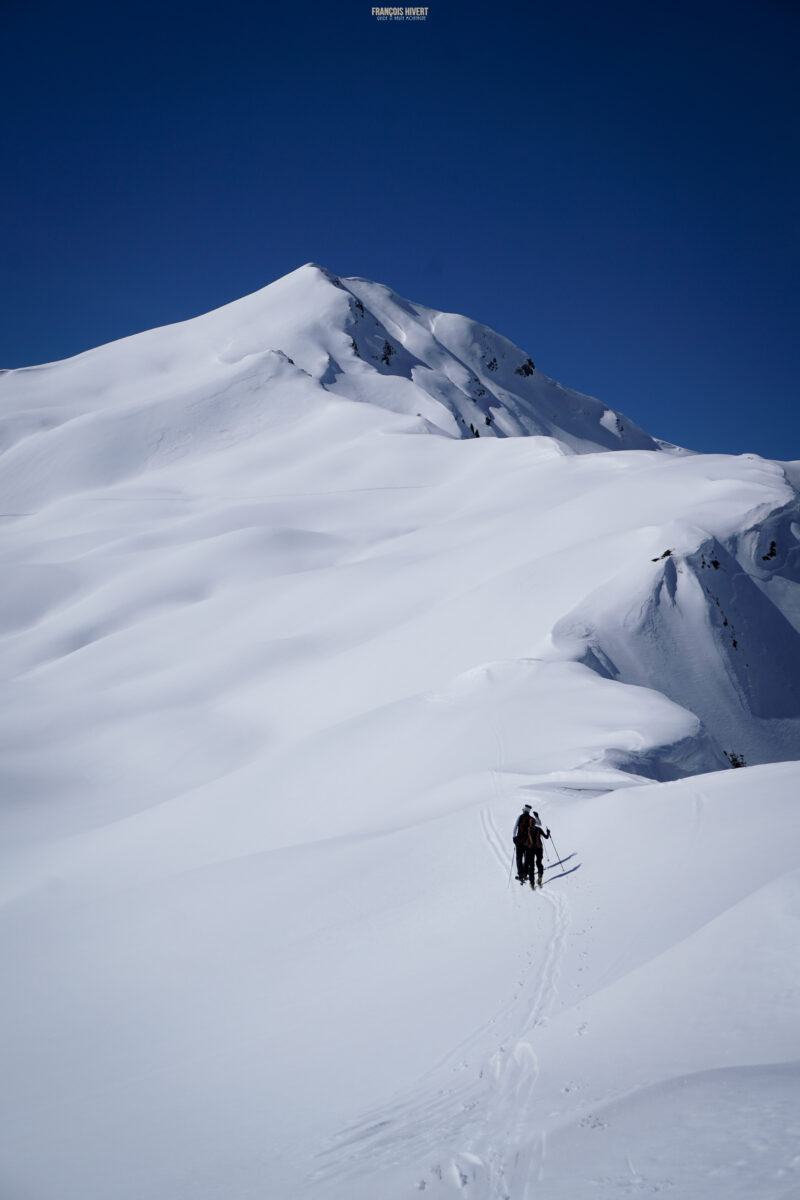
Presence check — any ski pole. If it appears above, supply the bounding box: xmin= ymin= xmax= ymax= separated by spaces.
xmin=549 ymin=832 xmax=562 ymax=868
xmin=507 ymin=845 xmax=515 ymax=888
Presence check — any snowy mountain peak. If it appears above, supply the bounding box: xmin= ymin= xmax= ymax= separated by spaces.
xmin=1 ymin=265 xmax=666 ymax=485
xmin=249 ymin=263 xmax=666 ymax=451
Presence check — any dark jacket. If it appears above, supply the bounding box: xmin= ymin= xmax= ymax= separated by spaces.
xmin=531 ymin=821 xmax=550 ymax=851
xmin=513 ymin=811 xmax=534 ymax=845
xmin=514 ymin=812 xmax=550 ymax=848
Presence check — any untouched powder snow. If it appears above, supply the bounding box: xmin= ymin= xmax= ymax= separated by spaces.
xmin=1 ymin=264 xmax=799 ymax=1199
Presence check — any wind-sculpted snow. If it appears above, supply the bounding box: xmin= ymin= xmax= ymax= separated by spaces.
xmin=550 ymin=458 xmax=800 ymax=768
xmin=0 ymin=265 xmax=798 ymax=1199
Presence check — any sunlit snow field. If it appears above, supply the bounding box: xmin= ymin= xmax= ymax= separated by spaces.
xmin=1 ymin=266 xmax=799 ymax=1199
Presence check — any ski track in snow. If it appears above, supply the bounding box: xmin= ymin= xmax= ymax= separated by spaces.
xmin=315 ymin=800 xmax=571 ymax=1199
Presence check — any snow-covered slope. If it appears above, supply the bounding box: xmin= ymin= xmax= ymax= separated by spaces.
xmin=0 ymin=262 xmax=662 ymax=507
xmin=1 ymin=265 xmax=798 ymax=1199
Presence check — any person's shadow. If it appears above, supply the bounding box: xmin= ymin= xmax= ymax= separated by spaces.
xmin=545 ymin=852 xmax=580 ymax=880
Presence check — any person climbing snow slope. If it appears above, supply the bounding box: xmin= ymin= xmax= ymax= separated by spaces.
xmin=513 ymin=803 xmax=535 ymax=885
xmin=513 ymin=804 xmax=552 ymax=888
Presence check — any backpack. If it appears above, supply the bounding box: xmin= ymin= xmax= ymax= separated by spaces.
xmin=517 ymin=811 xmax=534 ymax=845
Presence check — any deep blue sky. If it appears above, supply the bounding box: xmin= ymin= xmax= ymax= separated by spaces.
xmin=2 ymin=0 xmax=798 ymax=457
